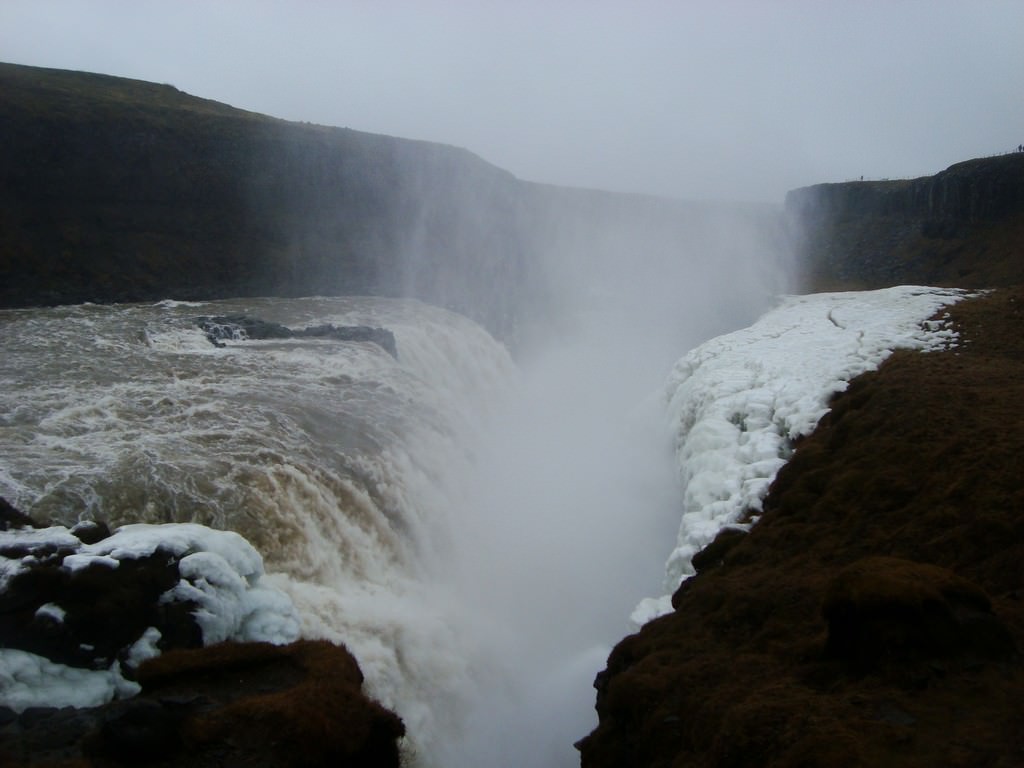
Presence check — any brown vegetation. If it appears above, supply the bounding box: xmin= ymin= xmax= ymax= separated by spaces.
xmin=579 ymin=287 xmax=1024 ymax=767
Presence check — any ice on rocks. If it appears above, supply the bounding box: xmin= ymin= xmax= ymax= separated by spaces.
xmin=33 ymin=603 xmax=66 ymax=624
xmin=0 ymin=649 xmax=140 ymax=713
xmin=632 ymin=286 xmax=970 ymax=625
xmin=0 ymin=520 xmax=300 ymax=712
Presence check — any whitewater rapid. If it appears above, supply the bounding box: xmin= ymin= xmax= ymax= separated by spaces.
xmin=0 ymin=296 xmax=523 ymax=762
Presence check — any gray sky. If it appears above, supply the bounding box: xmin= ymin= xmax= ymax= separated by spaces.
xmin=2 ymin=1 xmax=1022 ymax=202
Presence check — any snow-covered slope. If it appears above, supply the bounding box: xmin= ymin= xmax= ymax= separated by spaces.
xmin=633 ymin=286 xmax=971 ymax=624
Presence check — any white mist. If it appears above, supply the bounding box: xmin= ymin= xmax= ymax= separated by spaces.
xmin=425 ymin=203 xmax=795 ymax=766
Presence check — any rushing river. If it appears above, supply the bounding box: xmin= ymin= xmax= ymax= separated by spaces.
xmin=0 ymin=295 xmax=687 ymax=766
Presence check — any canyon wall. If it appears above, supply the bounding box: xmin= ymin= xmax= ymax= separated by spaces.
xmin=787 ymin=153 xmax=1024 ymax=289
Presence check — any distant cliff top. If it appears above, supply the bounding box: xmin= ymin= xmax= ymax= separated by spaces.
xmin=787 ymin=153 xmax=1024 ymax=221
xmin=786 ymin=154 xmax=1024 ymax=290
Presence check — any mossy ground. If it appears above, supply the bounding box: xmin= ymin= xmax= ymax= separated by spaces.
xmin=579 ymin=287 xmax=1024 ymax=768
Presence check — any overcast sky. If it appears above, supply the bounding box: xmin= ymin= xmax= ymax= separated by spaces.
xmin=2 ymin=1 xmax=1022 ymax=202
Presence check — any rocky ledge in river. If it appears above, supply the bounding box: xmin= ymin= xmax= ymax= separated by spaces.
xmin=0 ymin=502 xmax=404 ymax=767
xmin=195 ymin=315 xmax=398 ymax=358
xmin=579 ymin=287 xmax=1024 ymax=767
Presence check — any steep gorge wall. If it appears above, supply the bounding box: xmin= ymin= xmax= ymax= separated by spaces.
xmin=0 ymin=62 xmax=789 ymax=344
xmin=787 ymin=153 xmax=1024 ymax=290
xmin=0 ymin=62 xmax=540 ymax=339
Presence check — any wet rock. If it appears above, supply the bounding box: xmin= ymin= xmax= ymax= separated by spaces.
xmin=70 ymin=520 xmax=111 ymax=545
xmin=195 ymin=315 xmax=398 ymax=358
xmin=85 ymin=698 xmax=186 ymax=763
xmin=0 ymin=496 xmax=40 ymax=530
xmin=2 ymin=641 xmax=403 ymax=767
xmin=0 ymin=546 xmax=201 ymax=668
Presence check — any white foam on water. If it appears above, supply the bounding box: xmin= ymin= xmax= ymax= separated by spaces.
xmin=0 ymin=297 xmax=517 ymax=761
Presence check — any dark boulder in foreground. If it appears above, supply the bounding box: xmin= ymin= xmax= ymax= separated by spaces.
xmin=1 ymin=640 xmax=404 ymax=768
xmin=579 ymin=287 xmax=1024 ymax=768
xmin=195 ymin=315 xmax=398 ymax=358
xmin=0 ymin=497 xmax=40 ymax=531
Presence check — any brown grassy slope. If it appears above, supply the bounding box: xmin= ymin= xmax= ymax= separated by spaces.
xmin=897 ymin=213 xmax=1024 ymax=289
xmin=578 ymin=287 xmax=1024 ymax=767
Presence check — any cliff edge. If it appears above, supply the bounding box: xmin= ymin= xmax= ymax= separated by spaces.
xmin=787 ymin=153 xmax=1024 ymax=289
xmin=579 ymin=286 xmax=1024 ymax=767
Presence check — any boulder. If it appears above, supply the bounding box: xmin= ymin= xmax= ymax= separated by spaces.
xmin=0 ymin=497 xmax=39 ymax=531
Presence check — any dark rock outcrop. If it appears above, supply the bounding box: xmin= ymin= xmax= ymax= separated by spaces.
xmin=0 ymin=497 xmax=40 ymax=530
xmin=787 ymin=154 xmax=1024 ymax=290
xmin=195 ymin=315 xmax=398 ymax=357
xmin=0 ymin=504 xmax=201 ymax=668
xmin=1 ymin=641 xmax=405 ymax=768
xmin=0 ymin=503 xmax=403 ymax=767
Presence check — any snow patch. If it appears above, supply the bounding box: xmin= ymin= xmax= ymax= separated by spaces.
xmin=125 ymin=627 xmax=163 ymax=669
xmin=0 ymin=649 xmax=140 ymax=713
xmin=34 ymin=603 xmax=66 ymax=624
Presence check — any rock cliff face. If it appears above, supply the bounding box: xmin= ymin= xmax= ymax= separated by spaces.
xmin=0 ymin=62 xmax=537 ymax=340
xmin=0 ymin=62 xmax=788 ymax=344
xmin=787 ymin=154 xmax=1024 ymax=289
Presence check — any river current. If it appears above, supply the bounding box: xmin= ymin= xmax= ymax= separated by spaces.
xmin=0 ymin=294 xmax=686 ymax=766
